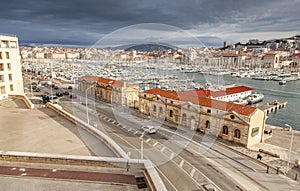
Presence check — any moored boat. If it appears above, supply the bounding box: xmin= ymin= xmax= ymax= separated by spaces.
xmin=234 ymin=98 xmax=249 ymax=105
xmin=279 ymin=80 xmax=286 ymax=85
xmin=247 ymin=93 xmax=264 ymax=105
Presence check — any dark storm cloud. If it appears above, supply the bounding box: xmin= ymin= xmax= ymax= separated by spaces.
xmin=1 ymin=0 xmax=299 ymax=46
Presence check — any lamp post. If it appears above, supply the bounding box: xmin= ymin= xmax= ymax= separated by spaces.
xmin=285 ymin=124 xmax=294 ymax=175
xmin=85 ymin=84 xmax=95 ymax=124
xmin=140 ymin=131 xmax=146 ymax=160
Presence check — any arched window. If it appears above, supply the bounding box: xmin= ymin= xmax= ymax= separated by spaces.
xmin=234 ymin=129 xmax=241 ymax=139
xmin=205 ymin=120 xmax=210 ymax=129
xmin=170 ymin=110 xmax=173 ymax=117
xmin=182 ymin=113 xmax=187 ymax=122
xmin=159 ymin=107 xmax=163 ymax=113
xmin=153 ymin=105 xmax=157 ymax=112
xmin=223 ymin=126 xmax=228 ymax=135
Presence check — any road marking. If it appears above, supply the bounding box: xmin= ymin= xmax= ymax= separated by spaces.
xmin=146 ymin=138 xmax=151 ymax=143
xmin=153 ymin=141 xmax=159 ymax=147
xmin=160 ymin=146 xmax=165 ymax=152
xmin=128 ymin=128 xmax=132 ymax=132
xmin=122 ymin=126 xmax=126 ymax=129
xmin=170 ymin=152 xmax=175 ymax=160
xmin=133 ymin=131 xmax=138 ymax=135
xmin=190 ymin=168 xmax=196 ymax=177
xmin=179 ymin=159 xmax=185 ymax=168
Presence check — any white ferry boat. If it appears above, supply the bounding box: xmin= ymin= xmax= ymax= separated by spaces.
xmin=247 ymin=93 xmax=264 ymax=105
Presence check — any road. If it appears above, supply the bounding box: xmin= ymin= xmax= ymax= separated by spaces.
xmin=29 ymin=82 xmax=300 ymax=191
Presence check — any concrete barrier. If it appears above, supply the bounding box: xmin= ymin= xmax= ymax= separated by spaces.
xmin=258 ymin=149 xmax=280 ymax=158
xmin=0 ymin=151 xmax=167 ymax=191
xmin=9 ymin=94 xmax=34 ymax=109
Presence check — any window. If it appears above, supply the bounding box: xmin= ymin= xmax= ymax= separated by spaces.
xmin=182 ymin=113 xmax=187 ymax=122
xmin=9 ymin=41 xmax=17 ymax=48
xmin=170 ymin=110 xmax=173 ymax=117
xmin=223 ymin=126 xmax=228 ymax=135
xmin=144 ymin=94 xmax=146 ymax=98
xmin=205 ymin=120 xmax=210 ymax=129
xmin=10 ymin=85 xmax=14 ymax=91
xmin=159 ymin=107 xmax=163 ymax=113
xmin=234 ymin=129 xmax=241 ymax=139
xmin=0 ymin=52 xmax=2 ymax=59
xmin=0 ymin=86 xmax=5 ymax=94
xmin=207 ymin=109 xmax=211 ymax=113
xmin=230 ymin=115 xmax=235 ymax=120
xmin=170 ymin=100 xmax=173 ymax=104
xmin=7 ymin=63 xmax=11 ymax=70
xmin=0 ymin=63 xmax=3 ymax=71
xmin=157 ymin=97 xmax=159 ymax=100
xmin=5 ymin=52 xmax=9 ymax=59
xmin=0 ymin=75 xmax=4 ymax=82
xmin=153 ymin=105 xmax=157 ymax=112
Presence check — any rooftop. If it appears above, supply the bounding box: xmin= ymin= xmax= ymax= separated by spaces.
xmin=143 ymin=88 xmax=257 ymax=116
xmin=0 ymin=98 xmax=115 ymax=157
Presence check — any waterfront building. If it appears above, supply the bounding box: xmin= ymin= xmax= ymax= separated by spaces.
xmin=52 ymin=51 xmax=66 ymax=59
xmin=292 ymin=53 xmax=300 ymax=69
xmin=77 ymin=76 xmax=139 ymax=108
xmin=34 ymin=52 xmax=46 ymax=59
xmin=218 ymin=53 xmax=251 ymax=68
xmin=0 ymin=34 xmax=24 ymax=100
xmin=262 ymin=53 xmax=280 ymax=68
xmin=139 ymin=88 xmax=266 ymax=147
xmin=182 ymin=85 xmax=253 ymax=102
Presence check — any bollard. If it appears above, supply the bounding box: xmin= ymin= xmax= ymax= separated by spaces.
xmin=266 ymin=166 xmax=269 ymax=174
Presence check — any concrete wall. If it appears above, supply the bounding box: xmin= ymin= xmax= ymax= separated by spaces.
xmin=0 ymin=150 xmax=167 ymax=191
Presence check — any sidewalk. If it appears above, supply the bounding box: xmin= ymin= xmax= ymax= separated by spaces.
xmin=210 ymin=124 xmax=300 ymax=182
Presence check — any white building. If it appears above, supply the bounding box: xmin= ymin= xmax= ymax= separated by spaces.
xmin=182 ymin=85 xmax=253 ymax=102
xmin=0 ymin=34 xmax=24 ymax=100
xmin=262 ymin=53 xmax=280 ymax=68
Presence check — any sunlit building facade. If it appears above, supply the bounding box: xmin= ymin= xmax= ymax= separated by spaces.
xmin=0 ymin=34 xmax=24 ymax=100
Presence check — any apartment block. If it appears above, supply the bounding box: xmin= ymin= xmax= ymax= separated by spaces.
xmin=0 ymin=34 xmax=24 ymax=100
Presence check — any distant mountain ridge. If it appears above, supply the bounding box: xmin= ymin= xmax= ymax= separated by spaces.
xmin=125 ymin=43 xmax=175 ymax=52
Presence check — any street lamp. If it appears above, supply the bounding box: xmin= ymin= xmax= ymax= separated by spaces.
xmin=85 ymin=84 xmax=95 ymax=124
xmin=285 ymin=124 xmax=294 ymax=175
xmin=140 ymin=131 xmax=146 ymax=160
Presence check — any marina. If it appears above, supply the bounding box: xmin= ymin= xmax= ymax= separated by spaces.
xmin=22 ymin=57 xmax=300 ymax=131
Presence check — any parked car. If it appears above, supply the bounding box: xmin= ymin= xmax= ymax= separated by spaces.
xmin=69 ymin=93 xmax=77 ymax=98
xmin=67 ymin=86 xmax=73 ymax=90
xmin=54 ymin=86 xmax=59 ymax=90
xmin=141 ymin=126 xmax=157 ymax=134
xmin=63 ymin=90 xmax=69 ymax=95
xmin=55 ymin=92 xmax=63 ymax=97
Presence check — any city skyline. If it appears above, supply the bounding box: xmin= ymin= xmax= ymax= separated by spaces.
xmin=1 ymin=0 xmax=300 ymax=47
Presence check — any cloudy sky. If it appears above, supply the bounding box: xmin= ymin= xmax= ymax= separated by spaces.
xmin=1 ymin=0 xmax=299 ymax=47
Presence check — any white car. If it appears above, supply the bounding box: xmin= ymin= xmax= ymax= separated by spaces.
xmin=141 ymin=126 xmax=157 ymax=134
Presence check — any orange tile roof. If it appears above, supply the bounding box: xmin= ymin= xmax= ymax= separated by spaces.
xmin=182 ymin=86 xmax=253 ymax=98
xmin=79 ymin=75 xmax=99 ymax=82
xmin=222 ymin=54 xmax=250 ymax=57
xmin=143 ymin=88 xmax=256 ymax=116
xmin=143 ymin=88 xmax=179 ymax=100
xmin=98 ymin=77 xmax=136 ymax=88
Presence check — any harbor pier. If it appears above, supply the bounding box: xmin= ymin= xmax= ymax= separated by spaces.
xmin=258 ymin=100 xmax=288 ymax=115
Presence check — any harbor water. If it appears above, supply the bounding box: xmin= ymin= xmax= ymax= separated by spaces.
xmin=184 ymin=73 xmax=300 ymax=131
